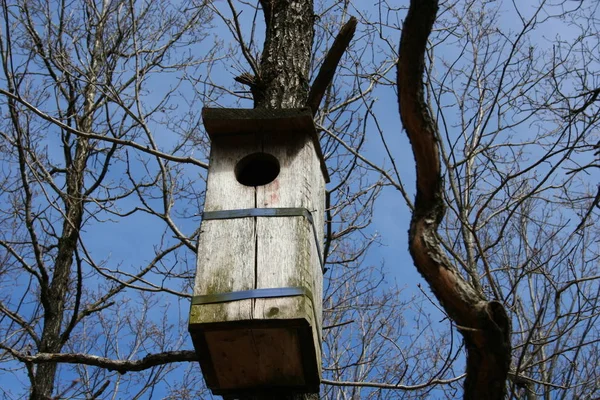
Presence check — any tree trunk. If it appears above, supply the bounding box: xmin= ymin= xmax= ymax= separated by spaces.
xmin=29 ymin=67 xmax=96 ymax=400
xmin=30 ymin=135 xmax=88 ymax=400
xmin=254 ymin=0 xmax=314 ymax=109
xmin=9 ymin=74 xmax=88 ymax=398
xmin=396 ymin=1 xmax=511 ymax=399
xmin=233 ymin=1 xmax=317 ymax=399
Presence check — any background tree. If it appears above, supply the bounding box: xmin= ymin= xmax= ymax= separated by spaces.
xmin=0 ymin=0 xmax=212 ymax=398
xmin=0 ymin=0 xmax=384 ymax=398
xmin=0 ymin=0 xmax=599 ymax=399
xmin=398 ymin=0 xmax=511 ymax=398
xmin=393 ymin=0 xmax=600 ymax=398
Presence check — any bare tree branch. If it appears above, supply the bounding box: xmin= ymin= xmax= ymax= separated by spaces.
xmin=0 ymin=89 xmax=209 ymax=169
xmin=6 ymin=348 xmax=198 ymax=374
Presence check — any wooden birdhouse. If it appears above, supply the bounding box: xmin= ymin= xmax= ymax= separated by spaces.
xmin=188 ymin=108 xmax=328 ymax=397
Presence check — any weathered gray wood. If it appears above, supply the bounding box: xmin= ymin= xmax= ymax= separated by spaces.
xmin=189 ymin=109 xmax=327 ymax=395
xmin=191 ymin=135 xmax=258 ymax=325
xmin=255 ymin=130 xmax=324 ymax=376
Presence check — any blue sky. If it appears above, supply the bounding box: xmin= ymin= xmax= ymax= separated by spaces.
xmin=1 ymin=0 xmax=599 ymax=398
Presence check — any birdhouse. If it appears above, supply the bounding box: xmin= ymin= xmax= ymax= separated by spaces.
xmin=188 ymin=108 xmax=328 ymax=397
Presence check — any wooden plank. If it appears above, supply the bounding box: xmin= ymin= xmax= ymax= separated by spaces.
xmin=204 ymin=329 xmax=259 ymax=390
xmin=191 ymin=136 xmax=258 ymax=325
xmin=253 ymin=130 xmax=325 ymax=382
xmin=308 ymin=138 xmax=325 ymax=373
xmin=255 ymin=131 xmax=314 ymax=313
xmin=250 ymin=327 xmax=305 ymax=386
xmin=202 ymin=107 xmax=314 ymax=136
xmin=203 ymin=325 xmax=315 ymax=394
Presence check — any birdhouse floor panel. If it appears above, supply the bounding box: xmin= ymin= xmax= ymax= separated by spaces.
xmin=206 ymin=327 xmax=304 ymax=389
xmin=189 ymin=318 xmax=320 ymax=395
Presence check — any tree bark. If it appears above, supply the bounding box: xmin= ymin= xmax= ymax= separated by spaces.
xmin=29 ymin=103 xmax=90 ymax=400
xmin=29 ymin=30 xmax=99 ymax=399
xmin=235 ymin=1 xmax=318 ymax=399
xmin=254 ymin=0 xmax=314 ymax=109
xmin=396 ymin=1 xmax=511 ymax=399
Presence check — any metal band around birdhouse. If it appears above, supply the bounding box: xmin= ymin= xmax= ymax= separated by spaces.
xmin=191 ymin=286 xmax=323 ymax=347
xmin=191 ymin=286 xmax=313 ymax=306
xmin=202 ymin=207 xmax=325 ymax=273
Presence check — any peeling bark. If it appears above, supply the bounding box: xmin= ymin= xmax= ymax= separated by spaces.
xmin=396 ymin=1 xmax=511 ymax=399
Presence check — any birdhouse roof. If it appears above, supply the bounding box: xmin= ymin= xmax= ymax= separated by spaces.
xmin=202 ymin=107 xmax=330 ymax=182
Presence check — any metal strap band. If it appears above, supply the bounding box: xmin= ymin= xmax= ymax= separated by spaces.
xmin=192 ymin=286 xmax=311 ymax=305
xmin=203 ymin=207 xmax=325 ymax=273
xmin=191 ymin=286 xmax=322 ymax=346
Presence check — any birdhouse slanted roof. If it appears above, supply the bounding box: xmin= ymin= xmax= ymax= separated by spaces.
xmin=202 ymin=107 xmax=330 ymax=183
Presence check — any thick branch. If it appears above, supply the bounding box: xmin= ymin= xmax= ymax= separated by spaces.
xmin=321 ymin=375 xmax=465 ymax=391
xmin=397 ymin=1 xmax=511 ymax=399
xmin=306 ymin=17 xmax=357 ymax=115
xmin=14 ymin=350 xmax=198 ymax=374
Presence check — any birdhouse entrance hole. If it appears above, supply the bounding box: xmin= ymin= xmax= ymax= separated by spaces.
xmin=235 ymin=152 xmax=280 ymax=186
